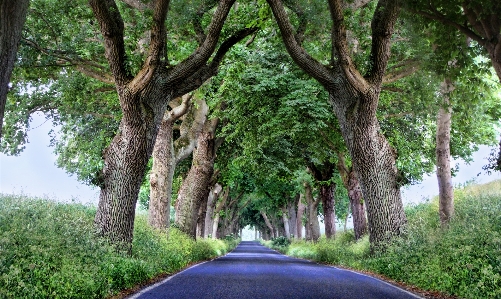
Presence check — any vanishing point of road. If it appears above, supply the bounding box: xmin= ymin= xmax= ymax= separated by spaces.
xmin=128 ymin=241 xmax=422 ymax=299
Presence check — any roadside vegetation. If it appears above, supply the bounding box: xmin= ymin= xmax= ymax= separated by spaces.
xmin=0 ymin=194 xmax=239 ymax=299
xmin=266 ymin=180 xmax=501 ymax=299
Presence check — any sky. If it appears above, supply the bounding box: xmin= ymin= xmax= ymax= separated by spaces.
xmin=1 ymin=113 xmax=500 ymax=206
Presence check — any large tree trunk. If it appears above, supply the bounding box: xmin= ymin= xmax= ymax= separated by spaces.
xmin=309 ymin=163 xmax=336 ymax=238
xmin=281 ymin=207 xmax=290 ymax=239
xmin=337 ymin=154 xmax=368 ymax=240
xmin=436 ymin=79 xmax=454 ymax=227
xmin=95 ymin=86 xmax=169 ymax=248
xmin=261 ymin=211 xmax=276 ymax=238
xmin=320 ymin=183 xmax=336 ymax=238
xmin=211 ymin=186 xmax=229 ymax=239
xmin=296 ymin=194 xmax=305 ymax=239
xmin=304 ymin=182 xmax=320 ymax=241
xmin=149 ymin=97 xmax=207 ymax=230
xmin=149 ymin=118 xmax=176 ymax=230
xmin=175 ymin=120 xmax=217 ymax=238
xmin=287 ymin=194 xmax=299 ymax=238
xmin=204 ymin=183 xmax=222 ymax=238
xmin=348 ymin=170 xmax=367 ymax=240
xmin=196 ymin=197 xmax=208 ymax=238
xmin=330 ymin=88 xmax=406 ymax=246
xmin=0 ymin=0 xmax=29 ymax=139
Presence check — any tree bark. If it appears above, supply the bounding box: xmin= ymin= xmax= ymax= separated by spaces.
xmin=261 ymin=211 xmax=276 ymax=238
xmin=296 ymin=194 xmax=305 ymax=239
xmin=148 ymin=96 xmax=208 ymax=229
xmin=281 ymin=207 xmax=290 ymax=239
xmin=175 ymin=119 xmax=218 ymax=238
xmin=204 ymin=183 xmax=222 ymax=238
xmin=309 ymin=164 xmax=336 ymax=238
xmin=211 ymin=186 xmax=229 ymax=239
xmin=436 ymin=79 xmax=454 ymax=227
xmin=337 ymin=154 xmax=368 ymax=240
xmin=0 ymin=0 xmax=29 ymax=139
xmin=267 ymin=0 xmax=406 ymax=247
xmin=320 ymin=183 xmax=336 ymax=238
xmin=348 ymin=170 xmax=367 ymax=240
xmin=288 ymin=194 xmax=299 ymax=238
xmin=148 ymin=96 xmax=191 ymax=229
xmin=304 ymin=181 xmax=320 ymax=241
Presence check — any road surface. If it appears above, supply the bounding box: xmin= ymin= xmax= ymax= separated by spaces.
xmin=129 ymin=241 xmax=422 ymax=299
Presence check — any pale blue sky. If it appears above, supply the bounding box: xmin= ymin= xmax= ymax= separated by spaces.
xmin=1 ymin=113 xmax=500 ymax=205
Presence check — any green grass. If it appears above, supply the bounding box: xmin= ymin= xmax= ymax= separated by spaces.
xmin=281 ymin=180 xmax=501 ymax=299
xmin=0 ymin=194 xmax=238 ymax=299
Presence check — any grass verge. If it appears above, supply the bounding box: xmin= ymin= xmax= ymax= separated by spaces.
xmin=0 ymin=194 xmax=238 ymax=299
xmin=267 ymin=180 xmax=501 ymax=299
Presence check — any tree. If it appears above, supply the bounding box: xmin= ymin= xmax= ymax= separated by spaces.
xmin=267 ymin=0 xmax=407 ymax=246
xmin=0 ymin=0 xmax=29 ymax=139
xmin=88 ymin=0 xmax=241 ymax=248
xmin=148 ymin=95 xmax=208 ymax=229
xmin=174 ymin=114 xmax=221 ymax=237
xmin=408 ymin=0 xmax=501 ymax=82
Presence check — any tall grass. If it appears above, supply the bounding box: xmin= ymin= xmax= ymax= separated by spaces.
xmin=0 ymin=194 xmax=238 ymax=298
xmin=284 ymin=180 xmax=501 ymax=299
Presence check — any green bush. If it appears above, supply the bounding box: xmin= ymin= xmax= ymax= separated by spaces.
xmin=272 ymin=236 xmax=291 ymax=247
xmin=0 ymin=194 xmax=238 ymax=298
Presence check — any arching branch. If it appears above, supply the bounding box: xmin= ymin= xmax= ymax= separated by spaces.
xmin=266 ymin=0 xmax=334 ymax=88
xmin=166 ymin=0 xmax=236 ymax=84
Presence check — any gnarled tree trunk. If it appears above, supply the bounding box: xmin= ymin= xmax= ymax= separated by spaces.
xmin=304 ymin=181 xmax=320 ymax=241
xmin=149 ymin=97 xmax=208 ymax=229
xmin=436 ymin=79 xmax=454 ymax=227
xmin=296 ymin=194 xmax=305 ymax=239
xmin=287 ymin=194 xmax=299 ymax=238
xmin=261 ymin=211 xmax=276 ymax=239
xmin=348 ymin=170 xmax=367 ymax=240
xmin=204 ymin=183 xmax=222 ymax=238
xmin=0 ymin=0 xmax=29 ymax=139
xmin=309 ymin=164 xmax=336 ymax=238
xmin=281 ymin=207 xmax=290 ymax=239
xmin=175 ymin=119 xmax=218 ymax=238
xmin=337 ymin=154 xmax=367 ymax=240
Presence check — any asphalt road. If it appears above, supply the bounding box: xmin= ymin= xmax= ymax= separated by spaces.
xmin=129 ymin=241 xmax=422 ymax=299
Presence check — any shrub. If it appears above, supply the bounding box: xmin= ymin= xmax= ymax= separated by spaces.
xmin=272 ymin=236 xmax=291 ymax=247
xmin=0 ymin=194 xmax=238 ymax=298
xmin=280 ymin=180 xmax=501 ymax=299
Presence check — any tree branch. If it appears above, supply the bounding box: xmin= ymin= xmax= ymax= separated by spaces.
xmin=88 ymin=0 xmax=130 ymax=85
xmin=128 ymin=0 xmax=170 ymax=93
xmin=383 ymin=59 xmax=419 ymax=84
xmin=366 ymin=0 xmax=400 ymax=85
xmin=173 ymin=26 xmax=258 ymax=98
xmin=266 ymin=0 xmax=334 ymax=88
xmin=412 ymin=8 xmax=486 ymax=47
xmin=166 ymin=0 xmax=236 ymax=84
xmin=328 ymin=0 xmax=368 ymax=91
xmin=21 ymin=37 xmax=114 ymax=84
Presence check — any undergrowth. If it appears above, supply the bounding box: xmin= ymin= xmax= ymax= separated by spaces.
xmin=280 ymin=180 xmax=501 ymax=299
xmin=0 ymin=194 xmax=238 ymax=299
